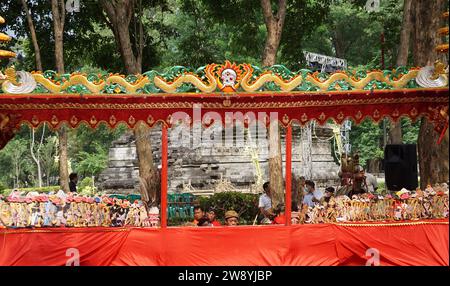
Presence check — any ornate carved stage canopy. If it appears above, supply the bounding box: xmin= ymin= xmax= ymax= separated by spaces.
xmin=0 ymin=62 xmax=448 ymax=136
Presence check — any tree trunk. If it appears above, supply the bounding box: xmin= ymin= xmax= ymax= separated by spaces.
xmin=30 ymin=128 xmax=43 ymax=188
xmin=135 ymin=123 xmax=160 ymax=207
xmin=100 ymin=0 xmax=141 ymax=73
xmin=333 ymin=30 xmax=345 ymax=59
xmin=58 ymin=126 xmax=69 ymax=192
xmin=411 ymin=0 xmax=449 ymax=189
xmin=261 ymin=0 xmax=287 ymax=66
xmin=388 ymin=122 xmax=403 ymax=144
xmin=268 ymin=120 xmax=283 ymax=207
xmin=100 ymin=0 xmax=156 ymax=207
xmin=389 ymin=0 xmax=414 ymax=145
xmin=51 ymin=0 xmax=68 ymax=192
xmin=396 ymin=0 xmax=413 ymax=67
xmin=20 ymin=0 xmax=42 ymax=71
xmin=260 ymin=0 xmax=287 ymax=208
xmin=51 ymin=0 xmax=65 ymax=73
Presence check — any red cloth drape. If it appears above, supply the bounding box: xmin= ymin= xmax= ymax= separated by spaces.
xmin=0 ymin=220 xmax=448 ymax=266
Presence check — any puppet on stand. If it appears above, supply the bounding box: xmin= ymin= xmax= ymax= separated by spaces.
xmin=336 ymin=152 xmax=370 ymax=198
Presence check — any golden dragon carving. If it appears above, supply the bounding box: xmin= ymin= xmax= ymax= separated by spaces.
xmin=31 ymin=72 xmax=151 ymax=93
xmin=1 ymin=61 xmax=440 ymax=94
xmin=239 ymin=65 xmax=420 ymax=92
xmin=154 ymin=63 xmax=217 ymax=93
xmin=29 ymin=64 xmax=218 ymax=94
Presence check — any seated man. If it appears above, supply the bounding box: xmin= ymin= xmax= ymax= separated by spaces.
xmin=363 ymin=169 xmax=378 ymax=193
xmin=224 ymin=210 xmax=239 ymax=226
xmin=350 ymin=166 xmax=378 ymax=197
xmin=320 ymin=186 xmax=335 ymax=204
xmin=197 ymin=216 xmax=211 ymax=227
xmin=206 ymin=208 xmax=221 ymax=226
xmin=302 ymin=180 xmax=320 ymax=207
xmin=192 ymin=206 xmax=205 ymax=225
xmin=69 ymin=173 xmax=78 ymax=193
xmin=258 ymin=182 xmax=276 ymax=224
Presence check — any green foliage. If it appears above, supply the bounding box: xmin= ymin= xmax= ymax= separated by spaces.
xmin=73 ymin=144 xmax=107 ymax=177
xmin=70 ymin=123 xmax=126 ymax=178
xmin=376 ymin=180 xmax=386 ymax=195
xmin=349 ymin=119 xmax=384 ymax=167
xmin=0 ymin=123 xmax=125 ymax=190
xmin=280 ymin=0 xmax=330 ymax=69
xmin=0 ymin=181 xmax=7 ymax=194
xmin=78 ymin=177 xmax=98 ymax=196
xmin=0 ymin=136 xmax=31 ymax=188
xmin=401 ymin=118 xmax=421 ymax=144
xmin=198 ymin=192 xmax=259 ymax=225
xmin=168 ymin=216 xmax=194 ymax=226
xmin=349 ymin=117 xmax=420 ymax=169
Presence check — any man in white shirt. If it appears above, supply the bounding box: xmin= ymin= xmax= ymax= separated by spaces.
xmin=258 ymin=182 xmax=275 ymax=224
xmin=302 ymin=180 xmax=321 ymax=207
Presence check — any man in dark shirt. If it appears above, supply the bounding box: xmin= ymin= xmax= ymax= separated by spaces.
xmin=69 ymin=173 xmax=78 ymax=193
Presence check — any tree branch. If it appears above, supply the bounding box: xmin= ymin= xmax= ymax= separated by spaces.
xmin=125 ymin=0 xmax=135 ymax=26
xmin=276 ymin=0 xmax=287 ymax=28
xmin=261 ymin=0 xmax=274 ymax=27
xmin=100 ymin=0 xmax=117 ymax=25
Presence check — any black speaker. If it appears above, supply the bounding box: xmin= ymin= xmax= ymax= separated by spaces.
xmin=384 ymin=144 xmax=418 ymax=191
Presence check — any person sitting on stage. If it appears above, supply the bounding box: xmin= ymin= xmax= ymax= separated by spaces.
xmin=69 ymin=173 xmax=78 ymax=193
xmin=362 ymin=167 xmax=378 ymax=193
xmin=192 ymin=206 xmax=205 ymax=225
xmin=258 ymin=182 xmax=276 ymax=224
xmin=302 ymin=180 xmax=320 ymax=207
xmin=350 ymin=166 xmax=378 ymax=197
xmin=206 ymin=208 xmax=221 ymax=226
xmin=197 ymin=215 xmax=211 ymax=227
xmin=224 ymin=210 xmax=239 ymax=226
xmin=320 ymin=186 xmax=335 ymax=204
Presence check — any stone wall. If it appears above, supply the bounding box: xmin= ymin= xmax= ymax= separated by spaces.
xmin=98 ymin=125 xmax=340 ymax=194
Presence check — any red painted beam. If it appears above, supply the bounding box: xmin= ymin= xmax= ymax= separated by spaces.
xmin=285 ymin=125 xmax=292 ymax=226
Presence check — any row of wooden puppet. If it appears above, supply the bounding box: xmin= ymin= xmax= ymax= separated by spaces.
xmin=0 ymin=191 xmax=160 ymax=228
xmin=292 ymin=185 xmax=449 ymax=224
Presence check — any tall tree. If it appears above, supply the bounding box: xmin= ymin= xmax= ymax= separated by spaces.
xmin=30 ymin=124 xmax=45 ymax=188
xmin=100 ymin=0 xmax=160 ymax=208
xmin=20 ymin=0 xmax=42 ymax=71
xmin=100 ymin=0 xmax=142 ymax=74
xmin=260 ymin=0 xmax=287 ymax=66
xmin=396 ymin=0 xmax=413 ymax=67
xmin=389 ymin=0 xmax=413 ymax=144
xmin=51 ymin=0 xmax=69 ymax=192
xmin=51 ymin=0 xmax=65 ymax=73
xmin=411 ymin=0 xmax=449 ymax=188
xmin=260 ymin=0 xmax=287 ymax=208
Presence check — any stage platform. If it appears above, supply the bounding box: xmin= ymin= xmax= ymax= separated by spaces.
xmin=0 ymin=220 xmax=448 ymax=266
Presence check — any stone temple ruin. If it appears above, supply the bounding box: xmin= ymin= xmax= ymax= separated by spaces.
xmin=98 ymin=124 xmax=340 ymax=195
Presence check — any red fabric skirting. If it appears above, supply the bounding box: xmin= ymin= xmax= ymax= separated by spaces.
xmin=0 ymin=220 xmax=448 ymax=266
